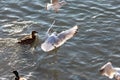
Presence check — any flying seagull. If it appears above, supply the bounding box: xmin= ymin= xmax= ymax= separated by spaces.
xmin=12 ymin=70 xmax=27 ymax=80
xmin=41 ymin=25 xmax=78 ymax=52
xmin=46 ymin=0 xmax=67 ymax=12
xmin=99 ymin=62 xmax=120 ymax=80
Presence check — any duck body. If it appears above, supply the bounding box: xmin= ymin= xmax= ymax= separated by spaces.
xmin=17 ymin=31 xmax=38 ymax=45
xmin=18 ymin=35 xmax=35 ymax=44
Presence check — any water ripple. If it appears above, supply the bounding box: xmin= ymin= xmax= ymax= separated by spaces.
xmin=0 ymin=0 xmax=120 ymax=80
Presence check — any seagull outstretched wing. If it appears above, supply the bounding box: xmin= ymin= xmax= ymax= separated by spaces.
xmin=56 ymin=25 xmax=78 ymax=47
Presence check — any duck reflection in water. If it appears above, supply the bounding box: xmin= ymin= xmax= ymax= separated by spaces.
xmin=46 ymin=0 xmax=67 ymax=12
xmin=12 ymin=70 xmax=27 ymax=80
xmin=99 ymin=62 xmax=120 ymax=80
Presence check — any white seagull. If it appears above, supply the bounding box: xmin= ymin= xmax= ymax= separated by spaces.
xmin=46 ymin=0 xmax=67 ymax=12
xmin=41 ymin=24 xmax=78 ymax=52
xmin=99 ymin=62 xmax=120 ymax=80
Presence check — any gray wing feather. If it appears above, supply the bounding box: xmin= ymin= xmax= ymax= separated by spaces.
xmin=56 ymin=25 xmax=78 ymax=47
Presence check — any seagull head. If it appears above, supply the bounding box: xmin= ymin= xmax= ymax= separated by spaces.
xmin=51 ymin=32 xmax=57 ymax=36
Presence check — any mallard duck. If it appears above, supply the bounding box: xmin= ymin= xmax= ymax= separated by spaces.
xmin=41 ymin=25 xmax=78 ymax=52
xmin=46 ymin=0 xmax=67 ymax=12
xmin=99 ymin=62 xmax=120 ymax=80
xmin=17 ymin=31 xmax=38 ymax=45
xmin=12 ymin=70 xmax=27 ymax=80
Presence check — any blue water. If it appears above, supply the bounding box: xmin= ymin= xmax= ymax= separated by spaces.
xmin=0 ymin=0 xmax=120 ymax=80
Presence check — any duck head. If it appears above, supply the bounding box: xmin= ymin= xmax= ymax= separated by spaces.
xmin=13 ymin=70 xmax=20 ymax=80
xmin=31 ymin=31 xmax=38 ymax=37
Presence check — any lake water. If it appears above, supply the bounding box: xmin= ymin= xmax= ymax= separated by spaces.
xmin=0 ymin=0 xmax=120 ymax=80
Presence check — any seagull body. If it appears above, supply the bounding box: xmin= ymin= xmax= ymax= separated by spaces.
xmin=99 ymin=62 xmax=120 ymax=80
xmin=13 ymin=71 xmax=27 ymax=80
xmin=41 ymin=25 xmax=78 ymax=52
xmin=46 ymin=0 xmax=67 ymax=12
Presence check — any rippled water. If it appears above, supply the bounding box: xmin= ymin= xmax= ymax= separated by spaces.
xmin=0 ymin=0 xmax=120 ymax=80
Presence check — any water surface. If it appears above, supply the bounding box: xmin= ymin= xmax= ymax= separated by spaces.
xmin=0 ymin=0 xmax=120 ymax=80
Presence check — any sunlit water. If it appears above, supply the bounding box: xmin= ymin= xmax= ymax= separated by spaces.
xmin=0 ymin=0 xmax=120 ymax=80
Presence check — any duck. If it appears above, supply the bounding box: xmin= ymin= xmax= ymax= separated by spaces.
xmin=17 ymin=31 xmax=38 ymax=45
xmin=46 ymin=0 xmax=67 ymax=12
xmin=41 ymin=25 xmax=78 ymax=52
xmin=99 ymin=62 xmax=120 ymax=80
xmin=12 ymin=70 xmax=27 ymax=80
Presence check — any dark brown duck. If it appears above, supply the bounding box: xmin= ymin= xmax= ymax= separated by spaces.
xmin=12 ymin=70 xmax=27 ymax=80
xmin=17 ymin=31 xmax=38 ymax=45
